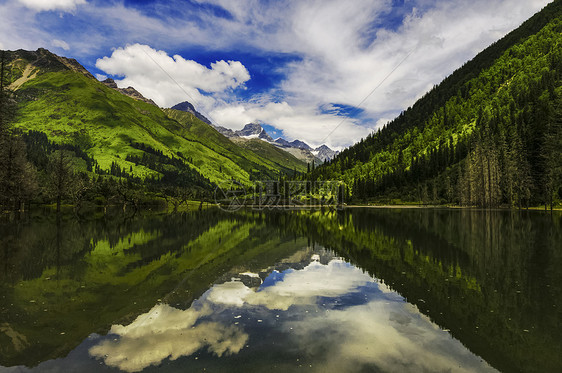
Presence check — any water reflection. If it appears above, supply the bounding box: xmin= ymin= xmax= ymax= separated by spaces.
xmin=0 ymin=208 xmax=560 ymax=372
xmin=85 ymin=249 xmax=495 ymax=372
xmin=207 ymin=257 xmax=373 ymax=310
xmin=90 ymin=304 xmax=248 ymax=372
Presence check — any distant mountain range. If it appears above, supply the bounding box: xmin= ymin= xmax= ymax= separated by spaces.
xmin=171 ymin=101 xmax=339 ymax=163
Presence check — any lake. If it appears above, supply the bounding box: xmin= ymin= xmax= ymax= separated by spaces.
xmin=0 ymin=208 xmax=560 ymax=372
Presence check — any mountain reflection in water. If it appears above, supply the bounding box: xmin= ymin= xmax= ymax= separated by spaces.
xmin=87 ymin=250 xmax=494 ymax=373
xmin=0 ymin=208 xmax=560 ymax=372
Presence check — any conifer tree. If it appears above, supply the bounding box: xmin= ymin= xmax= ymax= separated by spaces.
xmin=542 ymin=97 xmax=562 ymax=210
xmin=48 ymin=150 xmax=74 ymax=213
xmin=0 ymin=51 xmax=38 ymax=210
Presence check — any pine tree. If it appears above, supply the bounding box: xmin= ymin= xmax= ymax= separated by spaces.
xmin=48 ymin=150 xmax=74 ymax=213
xmin=542 ymin=97 xmax=562 ymax=210
xmin=0 ymin=51 xmax=16 ymax=134
xmin=0 ymin=51 xmax=38 ymax=210
xmin=0 ymin=135 xmax=38 ymax=210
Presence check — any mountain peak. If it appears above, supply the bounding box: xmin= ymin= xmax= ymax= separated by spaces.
xmin=101 ymin=79 xmax=157 ymax=106
xmin=102 ymin=78 xmax=118 ymax=89
xmin=7 ymin=48 xmax=95 ymax=80
xmin=170 ymin=101 xmax=212 ymax=125
xmin=312 ymin=144 xmax=338 ymax=162
xmin=240 ymin=122 xmax=262 ymax=132
xmin=235 ymin=122 xmax=273 ymax=141
xmin=118 ymin=86 xmax=158 ymax=106
xmin=289 ymin=140 xmax=312 ymax=151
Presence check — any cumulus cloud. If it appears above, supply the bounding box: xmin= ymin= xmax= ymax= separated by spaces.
xmin=95 ymin=43 xmax=250 ymax=108
xmin=89 ymin=304 xmax=248 ymax=372
xmin=17 ymin=0 xmax=86 ymax=12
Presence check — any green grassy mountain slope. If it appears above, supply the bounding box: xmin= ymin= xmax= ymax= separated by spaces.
xmin=5 ymin=48 xmax=302 ymax=189
xmin=164 ymin=109 xmax=307 ymax=176
xmin=312 ymin=0 xmax=562 ymax=207
xmin=230 ymin=137 xmax=307 ymax=174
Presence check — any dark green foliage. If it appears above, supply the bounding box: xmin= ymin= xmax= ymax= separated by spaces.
xmin=0 ymin=51 xmax=17 ymax=132
xmin=0 ymin=52 xmax=38 ymax=210
xmin=312 ymin=0 xmax=562 ymax=208
xmin=47 ymin=150 xmax=74 ymax=212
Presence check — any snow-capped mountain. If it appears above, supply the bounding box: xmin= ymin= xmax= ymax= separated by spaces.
xmin=235 ymin=122 xmax=273 ymax=142
xmin=312 ymin=145 xmax=339 ymax=162
xmin=169 ymin=101 xmax=338 ymax=163
xmin=273 ymin=137 xmax=337 ymax=162
xmin=234 ymin=122 xmax=337 ymax=162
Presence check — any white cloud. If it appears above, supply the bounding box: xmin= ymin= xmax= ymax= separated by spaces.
xmin=89 ymin=304 xmax=248 ymax=372
xmin=17 ymin=0 xmax=86 ymax=12
xmin=51 ymin=39 xmax=69 ymax=50
xmin=264 ymin=0 xmax=553 ymax=139
xmin=95 ymin=43 xmax=250 ymax=108
xmin=1 ymin=0 xmax=553 ymax=146
xmin=188 ymin=0 xmax=552 ymax=146
xmin=0 ymin=3 xmax=50 ymax=51
xmin=210 ymin=101 xmax=370 ymax=148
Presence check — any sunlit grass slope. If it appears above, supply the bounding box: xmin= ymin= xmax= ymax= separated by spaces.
xmin=164 ymin=109 xmax=307 ymax=175
xmin=8 ymin=49 xmax=303 ymax=185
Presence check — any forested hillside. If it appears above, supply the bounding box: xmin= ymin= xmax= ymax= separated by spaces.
xmin=0 ymin=48 xmax=304 ymax=211
xmin=311 ymin=0 xmax=562 ymax=208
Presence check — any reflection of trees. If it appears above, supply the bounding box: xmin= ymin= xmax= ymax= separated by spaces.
xmin=0 ymin=210 xmax=229 ymax=367
xmin=0 ymin=210 xmax=223 ymax=282
xmin=0 ymin=209 xmax=301 ymax=368
xmin=4 ymin=208 xmax=559 ymax=372
xmin=268 ymin=208 xmax=562 ymax=373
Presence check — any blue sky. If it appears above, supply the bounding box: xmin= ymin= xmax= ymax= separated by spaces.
xmin=0 ymin=0 xmax=552 ymax=148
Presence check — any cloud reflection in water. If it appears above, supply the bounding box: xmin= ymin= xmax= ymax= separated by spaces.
xmin=207 ymin=259 xmax=374 ymax=310
xmin=89 ymin=304 xmax=248 ymax=372
xmin=89 ymin=252 xmax=496 ymax=372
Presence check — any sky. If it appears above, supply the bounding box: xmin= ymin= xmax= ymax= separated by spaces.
xmin=0 ymin=0 xmax=553 ymax=148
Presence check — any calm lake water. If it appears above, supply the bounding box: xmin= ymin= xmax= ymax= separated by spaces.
xmin=0 ymin=208 xmax=560 ymax=373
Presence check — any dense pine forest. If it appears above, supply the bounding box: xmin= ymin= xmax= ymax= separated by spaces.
xmin=310 ymin=0 xmax=562 ymax=209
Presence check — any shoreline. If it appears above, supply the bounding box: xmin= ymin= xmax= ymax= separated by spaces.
xmin=343 ymin=204 xmax=562 ymax=211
